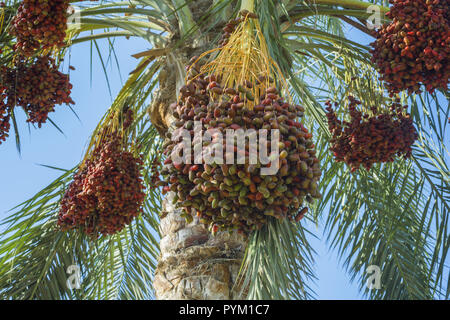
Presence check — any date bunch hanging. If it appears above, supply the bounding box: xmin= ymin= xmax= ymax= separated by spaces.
xmin=325 ymin=96 xmax=418 ymax=172
xmin=57 ymin=111 xmax=146 ymax=237
xmin=0 ymin=55 xmax=74 ymax=128
xmin=370 ymin=0 xmax=449 ymax=95
xmin=158 ymin=11 xmax=322 ymax=235
xmin=0 ymin=86 xmax=11 ymax=143
xmin=9 ymin=0 xmax=71 ymax=56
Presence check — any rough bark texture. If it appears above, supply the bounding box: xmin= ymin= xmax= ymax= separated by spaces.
xmin=154 ymin=193 xmax=246 ymax=300
xmin=150 ymin=0 xmax=248 ymax=300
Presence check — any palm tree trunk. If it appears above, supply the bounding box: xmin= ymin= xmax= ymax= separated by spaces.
xmin=154 ymin=193 xmax=246 ymax=299
xmin=150 ymin=1 xmax=248 ymax=298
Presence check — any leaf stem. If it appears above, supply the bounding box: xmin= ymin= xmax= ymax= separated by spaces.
xmin=334 ymin=15 xmax=373 ymax=36
xmin=240 ymin=0 xmax=255 ymax=12
xmin=305 ymin=0 xmax=389 ymax=13
xmin=171 ymin=0 xmax=197 ymax=37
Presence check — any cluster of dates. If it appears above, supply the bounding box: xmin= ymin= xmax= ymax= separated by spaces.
xmin=325 ymin=96 xmax=418 ymax=171
xmin=0 ymin=86 xmax=11 ymax=143
xmin=218 ymin=10 xmax=258 ymax=47
xmin=0 ymin=56 xmax=74 ymax=130
xmin=159 ymin=60 xmax=322 ymax=235
xmin=58 ymin=135 xmax=146 ymax=237
xmin=371 ymin=0 xmax=449 ymax=95
xmin=9 ymin=0 xmax=71 ymax=56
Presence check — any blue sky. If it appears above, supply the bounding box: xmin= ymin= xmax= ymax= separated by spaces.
xmin=0 ymin=23 xmax=404 ymax=300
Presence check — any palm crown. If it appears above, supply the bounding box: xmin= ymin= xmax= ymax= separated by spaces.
xmin=0 ymin=0 xmax=448 ymax=300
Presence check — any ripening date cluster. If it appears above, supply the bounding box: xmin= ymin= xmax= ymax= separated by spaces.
xmin=58 ymin=136 xmax=146 ymax=237
xmin=9 ymin=0 xmax=70 ymax=56
xmin=218 ymin=17 xmax=240 ymax=48
xmin=325 ymin=96 xmax=418 ymax=172
xmin=218 ymin=10 xmax=258 ymax=47
xmin=158 ymin=58 xmax=321 ymax=235
xmin=0 ymin=87 xmax=11 ymax=143
xmin=0 ymin=56 xmax=74 ymax=129
xmin=371 ymin=0 xmax=450 ymax=95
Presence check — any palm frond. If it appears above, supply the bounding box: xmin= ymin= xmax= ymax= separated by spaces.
xmin=239 ymin=218 xmax=317 ymax=300
xmin=270 ymin=1 xmax=449 ymax=299
xmin=0 ymin=46 xmax=164 ymax=299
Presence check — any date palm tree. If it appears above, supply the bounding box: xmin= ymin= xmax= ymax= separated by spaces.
xmin=0 ymin=0 xmax=448 ymax=300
